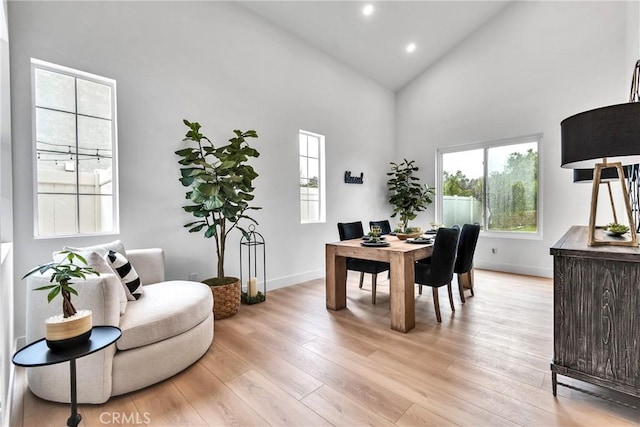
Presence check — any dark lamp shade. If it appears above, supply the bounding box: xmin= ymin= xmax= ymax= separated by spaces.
xmin=573 ymin=166 xmax=631 ymax=183
xmin=561 ymin=102 xmax=640 ymax=169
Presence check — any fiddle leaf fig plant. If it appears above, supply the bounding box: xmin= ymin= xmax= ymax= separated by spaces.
xmin=22 ymin=251 xmax=99 ymax=318
xmin=387 ymin=159 xmax=435 ymax=233
xmin=176 ymin=119 xmax=260 ymax=283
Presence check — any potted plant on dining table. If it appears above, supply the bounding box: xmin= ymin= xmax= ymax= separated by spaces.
xmin=387 ymin=159 xmax=435 ymax=240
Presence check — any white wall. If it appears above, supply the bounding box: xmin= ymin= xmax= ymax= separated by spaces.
xmin=0 ymin=0 xmax=12 ymax=423
xmin=8 ymin=1 xmax=395 ymax=337
xmin=396 ymin=1 xmax=636 ymax=277
xmin=0 ymin=0 xmax=11 ymax=240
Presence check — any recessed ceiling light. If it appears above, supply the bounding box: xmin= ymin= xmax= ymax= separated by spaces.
xmin=363 ymin=4 xmax=374 ymax=16
xmin=406 ymin=43 xmax=416 ymax=53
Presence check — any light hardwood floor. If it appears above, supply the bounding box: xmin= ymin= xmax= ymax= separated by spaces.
xmin=10 ymin=270 xmax=640 ymax=426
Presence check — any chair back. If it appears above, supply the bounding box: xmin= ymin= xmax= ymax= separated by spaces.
xmin=454 ymin=224 xmax=481 ymax=274
xmin=423 ymin=227 xmax=460 ymax=286
xmin=369 ymin=220 xmax=392 ymax=235
xmin=338 ymin=221 xmax=364 ymax=240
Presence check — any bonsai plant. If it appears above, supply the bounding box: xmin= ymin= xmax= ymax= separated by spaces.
xmin=387 ymin=159 xmax=435 ymax=237
xmin=176 ymin=120 xmax=260 ymax=318
xmin=22 ymin=251 xmax=99 ymax=350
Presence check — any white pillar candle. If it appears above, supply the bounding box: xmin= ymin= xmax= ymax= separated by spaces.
xmin=248 ymin=277 xmax=258 ymax=297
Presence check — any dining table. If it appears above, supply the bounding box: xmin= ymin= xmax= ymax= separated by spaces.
xmin=325 ymin=234 xmax=434 ymax=333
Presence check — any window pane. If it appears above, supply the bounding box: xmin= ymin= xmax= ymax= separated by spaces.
xmin=78 ymin=157 xmax=113 ymax=194
xmin=441 ymin=149 xmax=484 ymax=227
xmin=486 ymin=142 xmax=538 ymax=232
xmin=299 ymin=134 xmax=307 ymax=157
xmin=78 ymin=115 xmax=112 ymax=151
xmin=307 ymin=203 xmax=319 ymax=222
xmin=77 ymin=79 xmax=112 ymax=119
xmin=78 ymin=165 xmax=113 ymax=196
xmin=34 ymin=68 xmax=75 ymax=112
xmin=37 ymin=194 xmax=77 ymax=236
xmin=37 ymin=167 xmax=77 ymax=194
xmin=36 ymin=108 xmax=76 ymax=148
xmin=307 ymin=136 xmax=319 ymax=158
xmin=300 ymin=157 xmax=308 ymax=180
xmin=79 ymin=195 xmax=114 ymax=233
xmin=308 ymin=159 xmax=319 ymax=187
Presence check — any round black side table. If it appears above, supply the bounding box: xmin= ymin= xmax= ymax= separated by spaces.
xmin=13 ymin=325 xmax=121 ymax=427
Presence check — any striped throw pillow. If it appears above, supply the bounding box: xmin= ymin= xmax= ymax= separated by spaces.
xmin=105 ymin=250 xmax=143 ymax=301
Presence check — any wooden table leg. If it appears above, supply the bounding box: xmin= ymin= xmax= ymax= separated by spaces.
xmin=326 ymin=245 xmax=346 ymax=310
xmin=389 ymin=251 xmax=415 ymax=333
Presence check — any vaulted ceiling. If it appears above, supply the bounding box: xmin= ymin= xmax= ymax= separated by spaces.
xmin=239 ymin=1 xmax=511 ymax=91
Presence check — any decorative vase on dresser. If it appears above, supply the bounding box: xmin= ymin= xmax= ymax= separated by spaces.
xmin=550 ymin=226 xmax=640 ymax=399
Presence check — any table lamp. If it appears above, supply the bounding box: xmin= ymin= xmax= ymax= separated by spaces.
xmin=561 ymin=98 xmax=640 ymax=246
xmin=561 ymin=60 xmax=640 ymax=246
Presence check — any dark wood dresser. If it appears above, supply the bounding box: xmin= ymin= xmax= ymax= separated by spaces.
xmin=550 ymin=226 xmax=640 ymax=398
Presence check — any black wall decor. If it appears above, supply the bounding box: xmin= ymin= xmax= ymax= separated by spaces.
xmin=344 ymin=171 xmax=364 ymax=184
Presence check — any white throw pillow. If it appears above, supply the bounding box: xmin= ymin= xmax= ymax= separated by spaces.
xmin=52 ymin=250 xmax=128 ymax=315
xmin=64 ymin=240 xmax=126 ymax=258
xmin=104 ymin=250 xmax=144 ymax=301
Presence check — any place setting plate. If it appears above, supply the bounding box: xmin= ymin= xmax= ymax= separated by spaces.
xmin=361 ymin=240 xmax=390 ymax=247
xmin=406 ymin=237 xmax=433 ymax=245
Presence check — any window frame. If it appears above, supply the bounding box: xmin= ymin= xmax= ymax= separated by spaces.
xmin=436 ymin=133 xmax=543 ymax=240
xmin=31 ymin=58 xmax=119 ymax=239
xmin=299 ymin=129 xmax=326 ymax=224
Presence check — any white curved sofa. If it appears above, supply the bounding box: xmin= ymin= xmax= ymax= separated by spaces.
xmin=25 ymin=246 xmax=214 ymax=404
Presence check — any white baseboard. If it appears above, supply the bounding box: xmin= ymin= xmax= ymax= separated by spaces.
xmin=266 ymin=269 xmax=325 ymax=291
xmin=475 ymin=261 xmax=552 ymax=278
xmin=264 ymin=263 xmax=551 ymax=292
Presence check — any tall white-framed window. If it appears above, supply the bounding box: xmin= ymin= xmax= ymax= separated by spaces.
xmin=437 ymin=134 xmax=541 ymax=238
xmin=31 ymin=59 xmax=118 ymax=238
xmin=299 ymin=129 xmax=326 ymax=224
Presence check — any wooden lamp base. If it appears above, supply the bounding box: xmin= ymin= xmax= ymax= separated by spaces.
xmin=588 ymin=161 xmax=638 ymax=247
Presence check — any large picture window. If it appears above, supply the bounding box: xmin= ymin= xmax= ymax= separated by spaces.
xmin=299 ymin=130 xmax=326 ymax=224
xmin=438 ymin=135 xmax=540 ymax=236
xmin=32 ymin=59 xmax=118 ymax=237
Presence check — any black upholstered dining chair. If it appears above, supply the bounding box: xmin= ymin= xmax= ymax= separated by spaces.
xmin=369 ymin=220 xmax=392 ymax=235
xmin=414 ymin=227 xmax=460 ymax=322
xmin=454 ymin=223 xmax=481 ymax=303
xmin=337 ymin=221 xmax=390 ymax=304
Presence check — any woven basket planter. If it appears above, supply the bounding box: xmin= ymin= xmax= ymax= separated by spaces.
xmin=203 ymin=277 xmax=240 ymax=320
